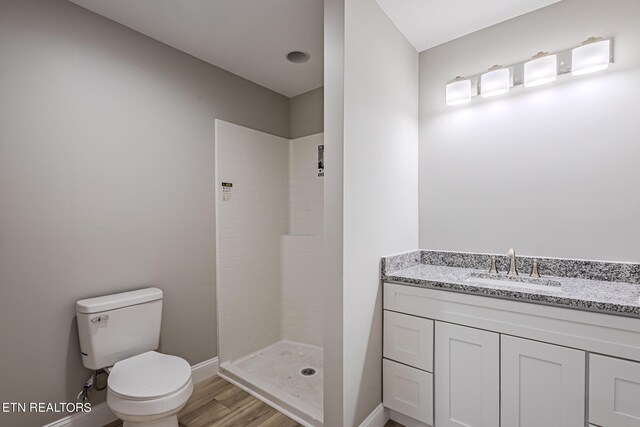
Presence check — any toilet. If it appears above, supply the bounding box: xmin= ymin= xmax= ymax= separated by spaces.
xmin=76 ymin=288 xmax=193 ymax=427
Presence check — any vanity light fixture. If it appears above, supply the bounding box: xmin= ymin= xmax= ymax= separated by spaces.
xmin=572 ymin=37 xmax=611 ymax=76
xmin=445 ymin=36 xmax=613 ymax=106
xmin=481 ymin=66 xmax=510 ymax=98
xmin=446 ymin=77 xmax=472 ymax=106
xmin=524 ymin=52 xmax=557 ymax=88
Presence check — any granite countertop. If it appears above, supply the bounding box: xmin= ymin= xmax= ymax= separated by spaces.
xmin=382 ymin=250 xmax=640 ymax=318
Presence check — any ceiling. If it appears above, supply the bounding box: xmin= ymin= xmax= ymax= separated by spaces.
xmin=69 ymin=0 xmax=323 ymax=98
xmin=374 ymin=0 xmax=562 ymax=52
xmin=69 ymin=0 xmax=562 ymax=96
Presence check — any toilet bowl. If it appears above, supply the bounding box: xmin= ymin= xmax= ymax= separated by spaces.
xmin=106 ymin=351 xmax=193 ymax=427
xmin=76 ymin=288 xmax=193 ymax=427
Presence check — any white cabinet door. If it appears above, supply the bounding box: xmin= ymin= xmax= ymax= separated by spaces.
xmin=501 ymin=335 xmax=585 ymax=427
xmin=383 ymin=359 xmax=433 ymax=425
xmin=435 ymin=322 xmax=500 ymax=427
xmin=384 ymin=310 xmax=433 ymax=371
xmin=590 ymin=354 xmax=640 ymax=427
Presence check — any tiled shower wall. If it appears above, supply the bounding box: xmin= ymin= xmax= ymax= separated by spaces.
xmin=216 ymin=121 xmax=324 ymax=363
xmin=289 ymin=134 xmax=324 ymax=236
xmin=216 ymin=121 xmax=289 ymax=363
xmin=282 ymin=133 xmax=325 ymax=346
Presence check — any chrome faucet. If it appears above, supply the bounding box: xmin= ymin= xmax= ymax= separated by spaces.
xmin=507 ymin=248 xmax=518 ymax=276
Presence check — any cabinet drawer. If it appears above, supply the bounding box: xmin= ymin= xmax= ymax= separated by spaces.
xmin=384 ymin=310 xmax=433 ymax=371
xmin=383 ymin=359 xmax=433 ymax=425
xmin=590 ymin=354 xmax=640 ymax=427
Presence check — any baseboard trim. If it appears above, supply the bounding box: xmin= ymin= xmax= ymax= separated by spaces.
xmin=41 ymin=402 xmax=115 ymax=427
xmin=359 ymin=403 xmax=390 ymax=427
xmin=389 ymin=409 xmax=432 ymax=427
xmin=217 ymin=371 xmax=316 ymax=427
xmin=43 ymin=356 xmax=219 ymax=427
xmin=191 ymin=356 xmax=220 ymax=384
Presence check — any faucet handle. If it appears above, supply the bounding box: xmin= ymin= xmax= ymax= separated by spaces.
xmin=488 ymin=255 xmax=498 ymax=274
xmin=507 ymin=248 xmax=518 ymax=276
xmin=530 ymin=259 xmax=541 ymax=278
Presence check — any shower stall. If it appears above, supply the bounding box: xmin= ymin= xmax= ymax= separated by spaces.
xmin=214 ymin=120 xmax=324 ymax=426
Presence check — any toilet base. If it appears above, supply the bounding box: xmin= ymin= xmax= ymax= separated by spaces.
xmin=122 ymin=414 xmax=178 ymax=427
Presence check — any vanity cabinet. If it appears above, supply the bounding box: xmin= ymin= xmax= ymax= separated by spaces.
xmin=434 ymin=323 xmax=499 ymax=427
xmin=382 ymin=282 xmax=640 ymax=427
xmin=501 ymin=335 xmax=585 ymax=427
xmin=589 ymin=354 xmax=640 ymax=427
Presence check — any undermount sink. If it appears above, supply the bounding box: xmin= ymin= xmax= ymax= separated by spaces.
xmin=465 ymin=271 xmax=562 ymax=291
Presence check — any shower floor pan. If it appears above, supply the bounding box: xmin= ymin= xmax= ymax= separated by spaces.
xmin=219 ymin=340 xmax=323 ymax=427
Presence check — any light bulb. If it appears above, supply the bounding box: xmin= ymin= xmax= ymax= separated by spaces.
xmin=572 ymin=38 xmax=611 ymax=76
xmin=446 ymin=78 xmax=472 ymax=106
xmin=481 ymin=67 xmax=510 ymax=98
xmin=524 ymin=53 xmax=557 ymax=88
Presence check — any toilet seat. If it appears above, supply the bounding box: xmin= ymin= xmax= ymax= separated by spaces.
xmin=107 ymin=351 xmax=193 ymax=420
xmin=108 ymin=351 xmax=192 ymax=400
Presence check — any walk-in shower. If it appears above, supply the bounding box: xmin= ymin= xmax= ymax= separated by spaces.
xmin=214 ymin=120 xmax=324 ymax=426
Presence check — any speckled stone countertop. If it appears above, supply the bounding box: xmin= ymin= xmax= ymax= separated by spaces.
xmin=381 ymin=250 xmax=640 ymax=318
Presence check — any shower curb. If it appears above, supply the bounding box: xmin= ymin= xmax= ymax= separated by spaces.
xmin=218 ymin=370 xmax=319 ymax=427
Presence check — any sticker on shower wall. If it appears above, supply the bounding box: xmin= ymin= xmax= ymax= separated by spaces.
xmin=221 ymin=182 xmax=232 ymax=201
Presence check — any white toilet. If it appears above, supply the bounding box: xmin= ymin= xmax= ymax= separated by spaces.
xmin=76 ymin=288 xmax=193 ymax=427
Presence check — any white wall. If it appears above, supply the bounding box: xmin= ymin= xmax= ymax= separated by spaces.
xmin=281 ymin=235 xmax=323 ymax=345
xmin=343 ymin=0 xmax=419 ymax=425
xmin=216 ymin=121 xmax=289 ymax=363
xmin=289 ymin=134 xmax=325 ymax=236
xmin=323 ymin=0 xmax=346 ymax=425
xmin=419 ymin=0 xmax=640 ymax=262
xmin=282 ymin=133 xmax=325 ymax=346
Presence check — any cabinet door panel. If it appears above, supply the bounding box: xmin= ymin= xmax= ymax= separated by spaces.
xmin=435 ymin=322 xmax=500 ymax=427
xmin=384 ymin=310 xmax=433 ymax=371
xmin=383 ymin=359 xmax=433 ymax=424
xmin=501 ymin=335 xmax=585 ymax=427
xmin=590 ymin=354 xmax=640 ymax=427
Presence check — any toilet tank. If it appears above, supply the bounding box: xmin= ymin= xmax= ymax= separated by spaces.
xmin=76 ymin=287 xmax=163 ymax=370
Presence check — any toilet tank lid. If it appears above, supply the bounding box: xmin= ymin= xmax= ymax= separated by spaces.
xmin=76 ymin=287 xmax=163 ymax=314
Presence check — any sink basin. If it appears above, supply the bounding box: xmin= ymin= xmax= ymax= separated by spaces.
xmin=464 ymin=272 xmax=562 ymax=291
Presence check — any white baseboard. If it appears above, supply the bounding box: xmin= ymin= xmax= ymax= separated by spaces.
xmin=42 ymin=402 xmax=115 ymax=427
xmin=43 ymin=356 xmax=219 ymax=427
xmin=390 ymin=409 xmax=432 ymax=427
xmin=359 ymin=403 xmax=390 ymax=427
xmin=191 ymin=356 xmax=219 ymax=384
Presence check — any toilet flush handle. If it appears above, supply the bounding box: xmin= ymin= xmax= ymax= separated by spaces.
xmin=90 ymin=315 xmax=109 ymax=323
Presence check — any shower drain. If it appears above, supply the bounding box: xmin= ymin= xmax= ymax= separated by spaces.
xmin=300 ymin=368 xmax=316 ymax=376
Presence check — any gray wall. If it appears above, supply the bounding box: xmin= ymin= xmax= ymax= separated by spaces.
xmin=290 ymin=86 xmax=324 ymax=138
xmin=0 ymin=0 xmax=289 ymax=425
xmin=419 ymin=0 xmax=640 ymax=262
